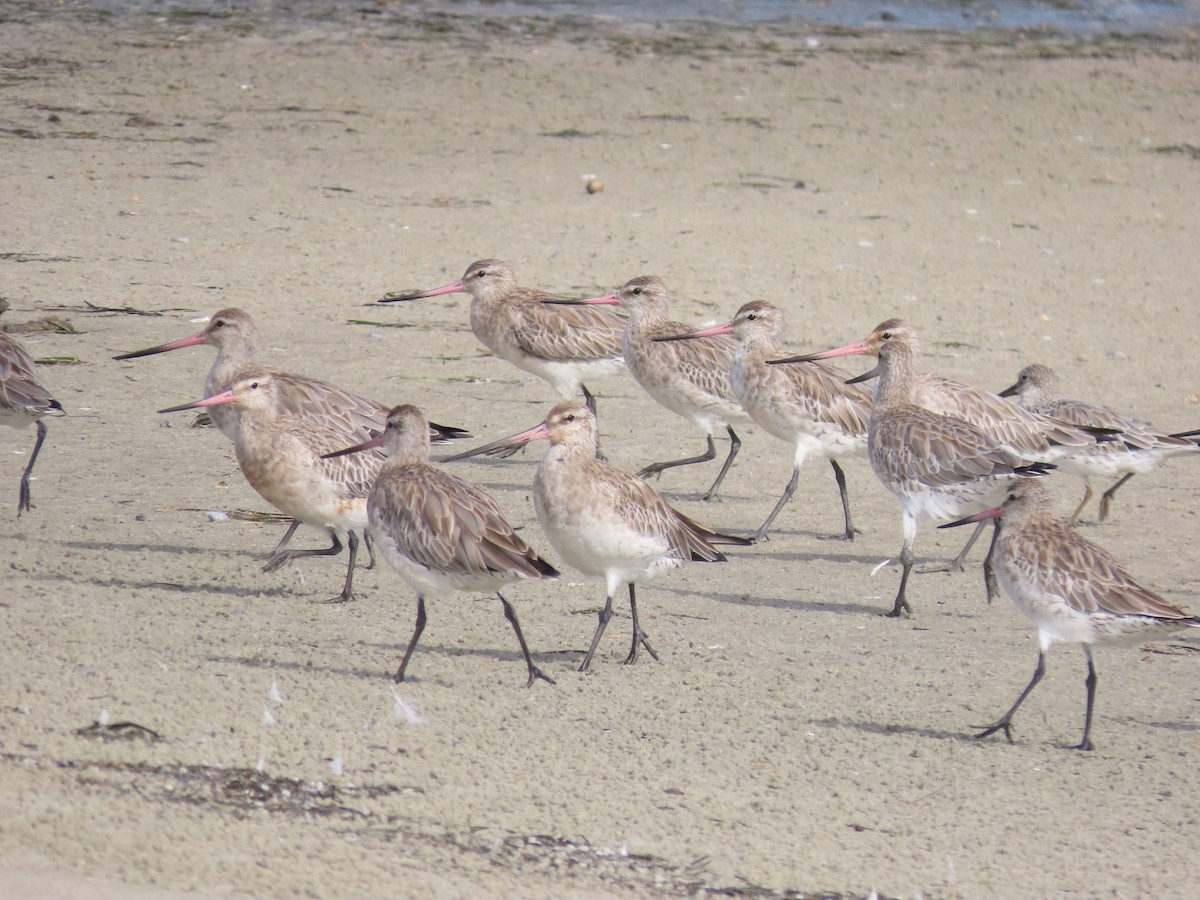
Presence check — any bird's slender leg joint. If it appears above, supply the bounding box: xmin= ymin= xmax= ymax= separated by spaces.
xmin=624 ymin=584 xmax=659 ymax=666
xmin=394 ymin=596 xmax=427 ymax=683
xmin=499 ymin=592 xmax=555 ymax=687
xmin=976 ymin=649 xmax=1047 ymax=744
xmin=579 ymin=594 xmax=615 ymax=673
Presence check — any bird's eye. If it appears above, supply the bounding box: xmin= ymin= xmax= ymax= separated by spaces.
xmin=746 ymin=313 xmax=757 ymax=321
xmin=213 ymin=320 xmax=225 ymax=328
xmin=564 ymin=414 xmax=576 ymax=423
xmin=250 ymin=381 xmax=260 ymax=390
xmin=631 ymin=287 xmax=643 ymax=295
xmin=881 ymin=331 xmax=893 ymax=340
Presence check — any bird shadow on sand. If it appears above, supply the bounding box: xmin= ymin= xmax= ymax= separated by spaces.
xmin=58 ymin=538 xmax=270 ymax=560
xmin=809 ymin=716 xmax=976 ymax=745
xmin=648 ymin=582 xmax=885 ymax=617
xmin=207 ymin=643 xmax=579 ymax=684
xmin=33 ymin=571 xmax=299 ymax=599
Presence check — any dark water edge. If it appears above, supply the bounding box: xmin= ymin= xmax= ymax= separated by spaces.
xmin=17 ymin=0 xmax=1200 ymax=38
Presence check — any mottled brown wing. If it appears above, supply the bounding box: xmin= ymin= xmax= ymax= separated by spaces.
xmin=374 ymin=465 xmax=557 ymax=579
xmin=0 ymin=333 xmax=61 ymax=416
xmin=878 ymin=410 xmax=1028 ymax=489
xmin=507 ymin=292 xmax=625 ymax=361
xmin=584 ymin=457 xmax=729 ymax=561
xmin=780 ymin=359 xmax=871 ymax=435
xmin=1007 ymin=521 xmax=1193 ymax=619
xmin=641 ymin=319 xmax=740 ymax=402
xmin=918 ymin=375 xmax=1094 ymax=454
xmin=1040 ymin=398 xmax=1188 ymax=451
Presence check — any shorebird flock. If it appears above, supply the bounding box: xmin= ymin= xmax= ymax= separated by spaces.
xmin=5 ymin=258 xmax=1200 ymax=751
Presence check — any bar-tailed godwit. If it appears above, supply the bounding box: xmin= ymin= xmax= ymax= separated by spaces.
xmin=117 ymin=308 xmax=467 ymax=554
xmin=560 ymin=276 xmax=752 ymax=502
xmin=772 ymin=319 xmax=1054 ymax=617
xmin=324 ymin=405 xmax=559 ymax=686
xmin=1000 ymin=363 xmax=1199 ymax=523
xmin=656 ymin=300 xmax=870 ymax=541
xmin=940 ymin=478 xmax=1200 ymax=750
xmin=379 ymin=260 xmax=625 ymax=412
xmin=160 ymin=374 xmax=376 ymax=604
xmin=445 ymin=401 xmax=750 ymax=671
xmin=1 ymin=332 xmax=64 ymax=515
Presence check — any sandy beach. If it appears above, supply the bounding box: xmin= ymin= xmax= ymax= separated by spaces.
xmin=3 ymin=4 xmax=1200 ymax=897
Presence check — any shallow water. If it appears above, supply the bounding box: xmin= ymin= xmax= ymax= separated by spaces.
xmin=54 ymin=0 xmax=1200 ymax=36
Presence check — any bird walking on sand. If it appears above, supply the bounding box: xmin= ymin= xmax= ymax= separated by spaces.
xmin=160 ymin=374 xmax=377 ymax=604
xmin=324 ymin=405 xmax=559 ymax=687
xmin=1 ymin=332 xmax=65 ymax=515
xmin=1000 ymin=363 xmax=1200 ymax=524
xmin=379 ymin=260 xmax=625 ymax=413
xmin=559 ymin=276 xmax=752 ymax=501
xmin=445 ymin=401 xmax=750 ymax=672
xmin=772 ymin=319 xmax=1054 ymax=617
xmin=657 ymin=300 xmax=870 ymax=541
xmin=116 ymin=308 xmax=467 ymax=555
xmin=940 ymin=478 xmax=1200 ymax=750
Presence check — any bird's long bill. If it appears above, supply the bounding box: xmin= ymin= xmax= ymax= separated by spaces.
xmin=998 ymin=382 xmax=1019 ymax=398
xmin=441 ymin=420 xmax=551 ymax=462
xmin=113 ymin=331 xmax=207 ymax=361
xmin=322 ymin=434 xmax=384 ymax=460
xmin=768 ymin=338 xmax=872 ymax=366
xmin=938 ymin=506 xmax=1004 ymax=530
xmin=844 ymin=364 xmax=881 ymax=385
xmin=541 ymin=292 xmax=619 ymax=307
xmin=157 ymin=389 xmax=237 ymax=415
xmin=378 ymin=279 xmax=466 ymax=303
xmin=653 ymin=322 xmax=734 ymax=343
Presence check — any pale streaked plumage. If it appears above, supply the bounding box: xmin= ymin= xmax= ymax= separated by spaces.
xmin=773 ymin=319 xmax=1052 ymax=617
xmin=658 ymin=300 xmax=870 ymax=540
xmin=355 ymin=404 xmax=558 ymax=686
xmin=159 ymin=374 xmax=376 ymax=604
xmin=1001 ymin=363 xmax=1199 ymax=523
xmin=116 ymin=307 xmax=467 ymax=554
xmin=940 ymin=478 xmax=1200 ymax=750
xmin=1 ymin=331 xmax=65 ymax=515
xmin=380 ymin=259 xmax=626 ymax=406
xmin=570 ymin=276 xmax=752 ymax=501
xmin=444 ymin=401 xmax=750 ymax=671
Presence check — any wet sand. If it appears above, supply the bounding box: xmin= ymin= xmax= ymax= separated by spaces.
xmin=2 ymin=6 xmax=1200 ymax=898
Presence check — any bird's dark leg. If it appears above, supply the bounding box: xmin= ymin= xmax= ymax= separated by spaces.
xmin=637 ymin=434 xmax=716 ymax=481
xmin=17 ymin=420 xmax=48 ymax=516
xmin=701 ymin=425 xmax=741 ymax=502
xmin=314 ymin=530 xmax=359 ymax=604
xmin=498 ymin=592 xmax=555 ymax=687
xmin=751 ymin=467 xmax=798 ymax=543
xmin=976 ymin=649 xmax=1047 ymax=744
xmin=828 ymin=459 xmax=859 ymax=542
xmin=263 ymin=531 xmax=343 ymax=574
xmin=394 ymin=595 xmax=427 ymax=683
xmin=268 ymin=519 xmax=302 ymax=559
xmin=624 ymin=583 xmax=659 ymax=666
xmin=1076 ymin=646 xmax=1098 ymax=752
xmin=579 ymin=593 xmax=615 ymax=673
xmin=1098 ymin=473 xmax=1134 ymax=522
xmin=982 ymin=519 xmax=1001 ymax=604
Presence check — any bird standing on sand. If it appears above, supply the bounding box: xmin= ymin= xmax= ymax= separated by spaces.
xmin=1000 ymin=363 xmax=1199 ymax=524
xmin=380 ymin=260 xmax=625 ymax=413
xmin=116 ymin=308 xmax=467 ymax=555
xmin=657 ymin=300 xmax=870 ymax=541
xmin=160 ymin=374 xmax=376 ymax=604
xmin=325 ymin=405 xmax=558 ymax=687
xmin=559 ymin=276 xmax=752 ymax=502
xmin=940 ymin=478 xmax=1200 ymax=750
xmin=1 ymin=332 xmax=64 ymax=515
xmin=446 ymin=401 xmax=750 ymax=672
xmin=772 ymin=319 xmax=1053 ymax=617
